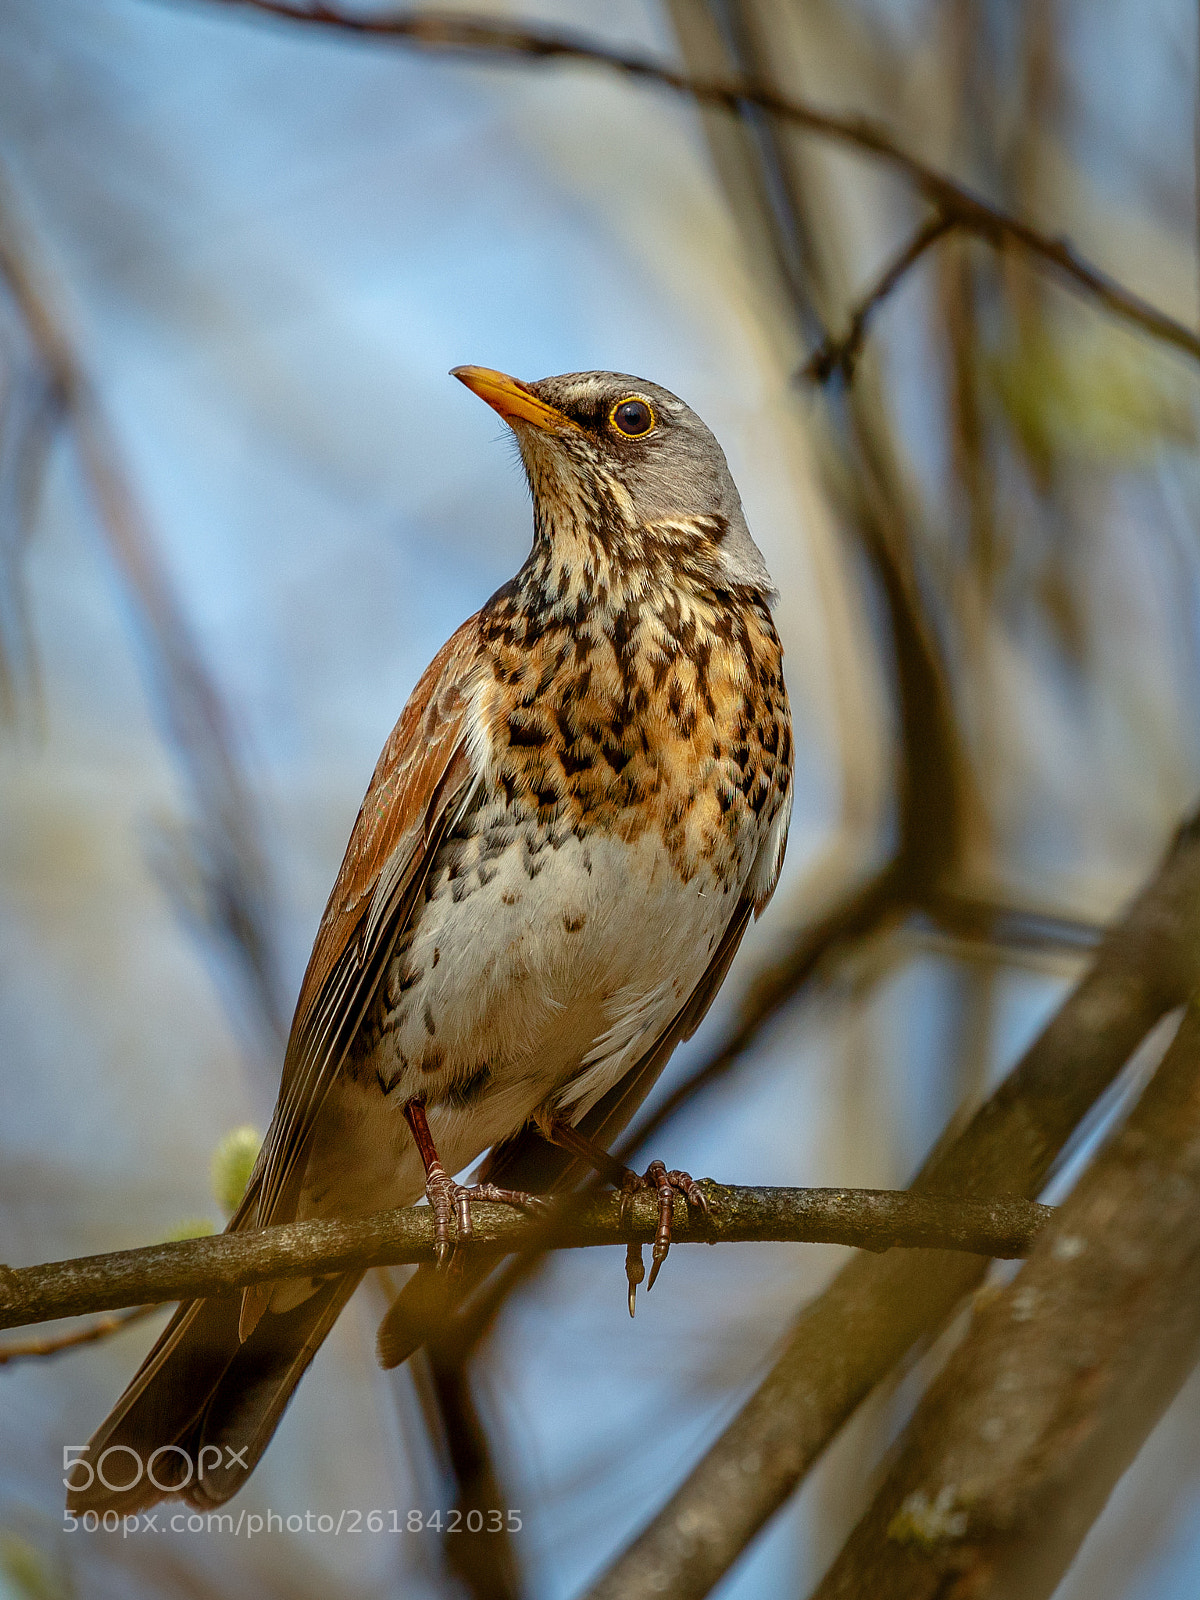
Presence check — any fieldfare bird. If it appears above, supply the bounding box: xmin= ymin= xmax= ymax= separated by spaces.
xmin=68 ymin=367 xmax=793 ymax=1512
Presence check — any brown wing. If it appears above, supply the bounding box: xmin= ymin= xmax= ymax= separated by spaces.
xmin=252 ymin=614 xmax=489 ymax=1237
xmin=72 ymin=610 xmax=493 ymax=1500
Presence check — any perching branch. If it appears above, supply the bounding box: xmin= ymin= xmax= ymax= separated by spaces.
xmin=584 ymin=802 xmax=1200 ymax=1600
xmin=0 ymin=1186 xmax=1051 ymax=1336
xmin=195 ymin=1 xmax=1200 ymax=369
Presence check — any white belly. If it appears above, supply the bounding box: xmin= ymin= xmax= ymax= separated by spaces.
xmin=297 ymin=826 xmax=743 ymax=1221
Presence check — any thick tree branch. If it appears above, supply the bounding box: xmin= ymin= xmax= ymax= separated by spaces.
xmin=195 ymin=1 xmax=1200 ymax=367
xmin=814 ymin=997 xmax=1200 ymax=1600
xmin=0 ymin=1186 xmax=1051 ymax=1336
xmin=584 ymin=803 xmax=1200 ymax=1600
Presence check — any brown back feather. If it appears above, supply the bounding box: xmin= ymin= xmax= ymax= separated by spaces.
xmin=242 ymin=616 xmax=488 ymax=1335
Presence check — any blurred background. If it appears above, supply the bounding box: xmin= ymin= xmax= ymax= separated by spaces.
xmin=3 ymin=1 xmax=1200 ymax=1596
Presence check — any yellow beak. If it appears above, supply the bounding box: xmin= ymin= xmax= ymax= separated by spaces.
xmin=451 ymin=366 xmax=579 ymax=434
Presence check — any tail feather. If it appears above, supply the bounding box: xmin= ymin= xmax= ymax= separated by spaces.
xmin=66 ymin=1274 xmax=362 ymax=1514
xmin=186 ymin=1272 xmax=362 ymax=1506
xmin=376 ymin=1261 xmax=469 ymax=1369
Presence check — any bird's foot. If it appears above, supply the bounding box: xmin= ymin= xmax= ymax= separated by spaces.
xmin=619 ymin=1160 xmax=714 ymax=1315
xmin=424 ymin=1165 xmax=548 ymax=1269
xmin=406 ymin=1098 xmax=546 ymax=1269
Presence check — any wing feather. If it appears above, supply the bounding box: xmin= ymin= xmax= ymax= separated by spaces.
xmin=252 ymin=615 xmax=488 ymax=1237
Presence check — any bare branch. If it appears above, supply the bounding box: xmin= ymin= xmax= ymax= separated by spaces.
xmin=583 ymin=803 xmax=1200 ymax=1600
xmin=191 ymin=1 xmax=1200 ymax=367
xmin=424 ymin=1351 xmax=523 ymax=1600
xmin=0 ymin=1186 xmax=1051 ymax=1336
xmin=0 ymin=356 xmax=61 ymax=721
xmin=0 ymin=167 xmax=286 ymax=1045
xmin=923 ymin=888 xmax=1103 ymax=956
xmin=0 ymin=1305 xmax=158 ymax=1365
xmin=802 ymin=214 xmax=958 ymax=383
xmin=813 ymin=997 xmax=1200 ymax=1600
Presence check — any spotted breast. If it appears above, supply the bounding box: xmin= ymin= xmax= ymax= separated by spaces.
xmin=302 ymin=516 xmax=792 ymax=1222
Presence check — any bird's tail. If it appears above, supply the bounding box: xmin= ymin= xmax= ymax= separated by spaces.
xmin=66 ymin=1270 xmax=363 ymax=1514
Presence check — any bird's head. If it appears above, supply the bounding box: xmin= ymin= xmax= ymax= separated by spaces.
xmin=453 ymin=366 xmax=776 ymax=601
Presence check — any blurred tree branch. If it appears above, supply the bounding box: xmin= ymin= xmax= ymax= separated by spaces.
xmin=813 ymin=995 xmax=1200 ymax=1600
xmin=0 ymin=1185 xmax=1052 ymax=1335
xmin=420 ymin=1348 xmax=523 ymax=1600
xmin=0 ymin=338 xmax=60 ymax=721
xmin=803 ymin=213 xmax=958 ymax=383
xmin=0 ymin=167 xmax=286 ymax=1049
xmin=197 ymin=0 xmax=1200 ymax=369
xmin=583 ymin=801 xmax=1200 ymax=1600
xmin=0 ymin=1305 xmax=157 ymax=1365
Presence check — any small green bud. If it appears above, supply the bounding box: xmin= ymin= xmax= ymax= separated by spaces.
xmin=163 ymin=1218 xmax=216 ymax=1241
xmin=210 ymin=1125 xmax=262 ymax=1217
xmin=0 ymin=1531 xmax=70 ymax=1600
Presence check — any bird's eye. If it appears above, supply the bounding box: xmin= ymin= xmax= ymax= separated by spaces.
xmin=609 ymin=398 xmax=655 ymax=438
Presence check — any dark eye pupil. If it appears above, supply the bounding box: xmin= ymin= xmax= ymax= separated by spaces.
xmin=613 ymin=400 xmax=652 ymax=436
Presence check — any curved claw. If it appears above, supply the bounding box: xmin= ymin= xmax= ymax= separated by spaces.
xmin=619 ymin=1159 xmax=712 ymax=1304
xmin=646 ymin=1239 xmax=671 ymax=1294
xmin=646 ymin=1160 xmax=674 ymax=1293
xmin=625 ymin=1241 xmax=645 ymax=1317
xmin=673 ymin=1171 xmax=716 ymax=1216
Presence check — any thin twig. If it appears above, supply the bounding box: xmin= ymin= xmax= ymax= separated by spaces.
xmin=803 ymin=213 xmax=958 ymax=383
xmin=924 ymin=888 xmax=1103 ymax=954
xmin=0 ymin=1304 xmax=159 ymax=1365
xmin=0 ymin=1186 xmax=1052 ymax=1335
xmin=424 ymin=1352 xmax=523 ymax=1600
xmin=619 ymin=883 xmax=1100 ymax=1192
xmin=187 ymin=0 xmax=1200 ymax=367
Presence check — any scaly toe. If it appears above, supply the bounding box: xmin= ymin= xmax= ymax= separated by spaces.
xmin=424 ymin=1166 xmax=458 ymax=1270
xmin=617 ymin=1160 xmax=710 ymax=1301
xmin=425 ymin=1172 xmax=547 ymax=1269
